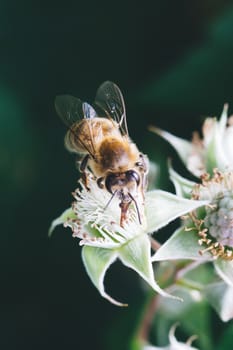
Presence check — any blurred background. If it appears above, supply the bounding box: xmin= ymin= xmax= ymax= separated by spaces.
xmin=1 ymin=0 xmax=233 ymax=349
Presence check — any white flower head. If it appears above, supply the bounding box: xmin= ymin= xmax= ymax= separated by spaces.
xmin=189 ymin=170 xmax=233 ymax=260
xmin=66 ymin=175 xmax=144 ymax=249
xmin=150 ymin=104 xmax=233 ymax=177
xmin=50 ymin=172 xmax=207 ymax=305
xmin=153 ymin=167 xmax=233 ymax=299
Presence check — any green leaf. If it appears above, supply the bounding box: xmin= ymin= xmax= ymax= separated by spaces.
xmin=152 ymin=227 xmax=212 ymax=262
xmin=48 ymin=207 xmax=76 ymax=237
xmin=145 ymin=190 xmax=209 ymax=234
xmin=118 ymin=234 xmax=180 ymax=300
xmin=214 ymin=259 xmax=233 ymax=287
xmin=81 ymin=246 xmax=124 ymax=306
xmin=203 ymin=281 xmax=233 ymax=322
xmin=168 ymin=164 xmax=195 ymax=198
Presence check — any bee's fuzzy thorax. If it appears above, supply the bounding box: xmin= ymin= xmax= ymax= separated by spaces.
xmin=97 ymin=137 xmax=138 ymax=173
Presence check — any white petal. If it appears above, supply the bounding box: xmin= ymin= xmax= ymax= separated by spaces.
xmin=214 ymin=259 xmax=233 ymax=287
xmin=203 ymin=281 xmax=233 ymax=322
xmin=169 ymin=324 xmax=199 ymax=350
xmin=169 ymin=164 xmax=196 ymax=198
xmin=118 ymin=234 xmax=181 ymax=300
xmin=150 ymin=126 xmax=193 ymax=165
xmin=143 ymin=324 xmax=199 ymax=350
xmin=76 ymin=223 xmax=126 ymax=249
xmin=223 ymin=126 xmax=233 ymax=165
xmin=204 ymin=116 xmax=228 ymax=173
xmin=48 ymin=207 xmax=76 ymax=237
xmin=81 ymin=246 xmax=126 ymax=306
xmin=152 ymin=227 xmax=213 ymax=262
xmin=218 ymin=104 xmax=228 ymax=137
xmin=145 ymin=190 xmax=209 ymax=234
xmin=220 ymin=284 xmax=233 ymax=322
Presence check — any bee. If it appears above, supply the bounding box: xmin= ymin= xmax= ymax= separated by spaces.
xmin=55 ymin=81 xmax=149 ymax=227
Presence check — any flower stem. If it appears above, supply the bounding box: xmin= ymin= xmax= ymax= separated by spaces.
xmin=136 ymin=293 xmax=158 ymax=344
xmin=175 ymin=260 xmax=203 ymax=279
xmin=176 ymin=278 xmax=203 ymax=292
xmin=135 ymin=259 xmax=203 ymax=345
xmin=150 ymin=237 xmax=161 ymax=251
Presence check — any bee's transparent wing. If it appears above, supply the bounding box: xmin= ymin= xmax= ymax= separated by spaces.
xmin=55 ymin=95 xmax=97 ymax=157
xmin=94 ymin=81 xmax=129 ymax=136
xmin=55 ymin=95 xmax=97 ymax=127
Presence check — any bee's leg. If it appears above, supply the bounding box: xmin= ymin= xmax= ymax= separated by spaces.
xmin=119 ymin=201 xmax=131 ymax=227
xmin=97 ymin=177 xmax=104 ymax=189
xmin=79 ymin=154 xmax=90 ymax=189
xmin=136 ymin=154 xmax=149 ymax=179
xmin=136 ymin=153 xmax=149 ymax=196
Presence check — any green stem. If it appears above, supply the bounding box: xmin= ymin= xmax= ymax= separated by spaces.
xmin=135 ymin=292 xmax=158 ymax=344
xmin=176 ymin=278 xmax=203 ymax=292
xmin=135 ymin=259 xmax=203 ymax=346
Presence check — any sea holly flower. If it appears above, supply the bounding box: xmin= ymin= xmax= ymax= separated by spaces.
xmin=143 ymin=324 xmax=198 ymax=350
xmin=50 ymin=174 xmax=207 ymax=306
xmin=153 ymin=168 xmax=233 ymax=289
xmin=150 ymin=104 xmax=233 ymax=177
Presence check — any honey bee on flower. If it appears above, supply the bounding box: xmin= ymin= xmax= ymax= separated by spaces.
xmin=55 ymin=81 xmax=149 ymax=227
xmin=51 ymin=83 xmax=210 ymax=306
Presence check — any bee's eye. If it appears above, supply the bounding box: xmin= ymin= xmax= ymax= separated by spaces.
xmin=126 ymin=170 xmax=140 ymax=186
xmin=105 ymin=174 xmax=117 ymax=194
xmin=105 ymin=170 xmax=140 ymax=194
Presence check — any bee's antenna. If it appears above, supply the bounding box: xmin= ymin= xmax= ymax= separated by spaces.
xmin=128 ymin=193 xmax=142 ymax=225
xmin=103 ymin=190 xmax=118 ymax=212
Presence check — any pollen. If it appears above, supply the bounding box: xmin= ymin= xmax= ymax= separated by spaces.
xmin=62 ymin=175 xmax=143 ymax=249
xmin=186 ymin=170 xmax=233 ymax=261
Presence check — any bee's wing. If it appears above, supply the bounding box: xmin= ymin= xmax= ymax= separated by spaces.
xmin=94 ymin=81 xmax=129 ymax=136
xmin=55 ymin=95 xmax=97 ymax=126
xmin=55 ymin=95 xmax=97 ymax=158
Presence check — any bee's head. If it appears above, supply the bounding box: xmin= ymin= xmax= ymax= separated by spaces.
xmin=105 ymin=170 xmax=140 ymax=195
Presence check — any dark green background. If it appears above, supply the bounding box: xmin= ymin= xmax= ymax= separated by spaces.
xmin=1 ymin=1 xmax=233 ymax=349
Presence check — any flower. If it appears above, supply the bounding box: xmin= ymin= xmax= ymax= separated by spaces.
xmin=143 ymin=324 xmax=198 ymax=350
xmin=150 ymin=104 xmax=233 ymax=177
xmin=50 ymin=173 xmax=207 ymax=306
xmin=153 ymin=167 xmax=233 ymax=292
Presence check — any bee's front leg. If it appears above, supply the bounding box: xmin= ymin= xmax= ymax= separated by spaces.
xmin=79 ymin=154 xmax=90 ymax=189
